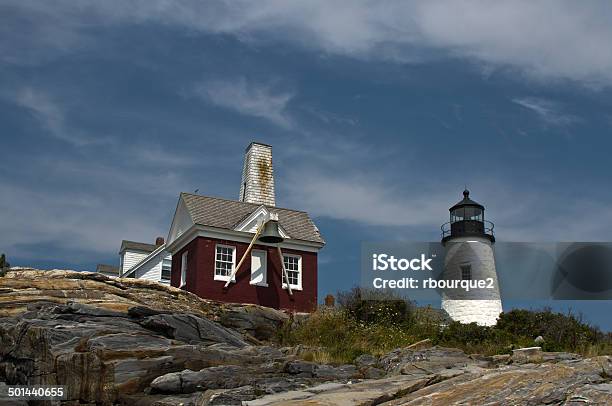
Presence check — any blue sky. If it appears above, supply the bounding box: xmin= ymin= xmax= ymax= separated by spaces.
xmin=2 ymin=1 xmax=612 ymax=329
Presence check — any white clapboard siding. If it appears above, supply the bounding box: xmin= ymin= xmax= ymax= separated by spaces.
xmin=129 ymin=246 xmax=171 ymax=285
xmin=121 ymin=251 xmax=149 ymax=275
xmin=167 ymin=198 xmax=194 ymax=247
xmin=135 ymin=258 xmax=163 ymax=282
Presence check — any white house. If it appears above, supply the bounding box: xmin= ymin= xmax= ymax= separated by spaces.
xmin=117 ymin=237 xmax=171 ymax=284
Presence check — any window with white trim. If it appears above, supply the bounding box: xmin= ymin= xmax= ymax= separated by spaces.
xmin=161 ymin=258 xmax=172 ymax=281
xmin=282 ymin=254 xmax=302 ymax=290
xmin=180 ymin=251 xmax=188 ymax=288
xmin=215 ymin=244 xmax=236 ymax=282
xmin=250 ymin=249 xmax=268 ymax=287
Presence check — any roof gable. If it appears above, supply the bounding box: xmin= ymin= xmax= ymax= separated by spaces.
xmin=233 ymin=205 xmax=289 ymax=238
xmin=124 ymin=243 xmax=169 ymax=276
xmin=178 ymin=193 xmax=324 ymax=244
xmin=167 ymin=197 xmax=195 ymax=245
xmin=120 ymin=240 xmax=157 ymax=254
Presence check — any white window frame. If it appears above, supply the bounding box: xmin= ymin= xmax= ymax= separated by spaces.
xmin=250 ymin=249 xmax=268 ymax=287
xmin=214 ymin=244 xmax=236 ymax=282
xmin=282 ymin=254 xmax=302 ymax=291
xmin=180 ymin=251 xmax=188 ymax=288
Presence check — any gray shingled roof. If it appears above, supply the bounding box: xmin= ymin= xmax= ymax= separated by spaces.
xmin=120 ymin=240 xmax=158 ymax=253
xmin=181 ymin=193 xmax=325 ymax=244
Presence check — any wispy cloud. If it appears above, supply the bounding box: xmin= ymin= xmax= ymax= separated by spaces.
xmin=302 ymin=106 xmax=358 ymax=126
xmin=15 ymin=87 xmax=105 ymax=146
xmin=285 ymin=167 xmax=612 ymax=242
xmin=284 ymin=169 xmax=451 ymax=227
xmin=0 ymin=181 xmax=162 ymax=258
xmin=192 ymin=77 xmax=294 ymax=128
xmin=512 ymin=97 xmax=579 ymax=127
xmin=126 ymin=143 xmax=198 ymax=167
xmin=0 ymin=157 xmax=191 ymax=264
xmin=5 ymin=1 xmax=612 ymax=86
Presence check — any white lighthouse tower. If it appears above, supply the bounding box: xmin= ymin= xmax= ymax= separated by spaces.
xmin=440 ymin=190 xmax=503 ymax=326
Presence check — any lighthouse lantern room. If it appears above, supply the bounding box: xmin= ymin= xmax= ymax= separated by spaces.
xmin=442 ymin=189 xmax=494 ymax=243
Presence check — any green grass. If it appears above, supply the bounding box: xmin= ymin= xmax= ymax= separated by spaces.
xmin=278 ymin=306 xmax=612 ymax=365
xmin=279 ymin=310 xmax=431 ymax=363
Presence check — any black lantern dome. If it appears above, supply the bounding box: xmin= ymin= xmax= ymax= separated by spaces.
xmin=441 ymin=189 xmax=494 ymax=243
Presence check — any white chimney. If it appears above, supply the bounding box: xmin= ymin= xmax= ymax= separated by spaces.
xmin=239 ymin=142 xmax=276 ymax=206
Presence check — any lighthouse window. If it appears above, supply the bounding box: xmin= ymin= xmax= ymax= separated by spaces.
xmin=451 ymin=208 xmax=464 ymax=223
xmin=451 ymin=207 xmax=483 ymax=222
xmin=460 ymin=264 xmax=472 ymax=280
xmin=464 ymin=207 xmax=483 ymax=221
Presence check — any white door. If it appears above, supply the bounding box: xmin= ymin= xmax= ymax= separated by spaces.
xmin=250 ymin=249 xmax=268 ymax=286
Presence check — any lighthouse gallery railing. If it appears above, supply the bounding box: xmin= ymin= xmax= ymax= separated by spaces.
xmin=441 ymin=220 xmax=495 ymax=240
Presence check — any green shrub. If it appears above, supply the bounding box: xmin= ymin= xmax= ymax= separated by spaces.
xmin=278 ymin=309 xmax=422 ymax=364
xmin=436 ymin=321 xmax=491 ymax=345
xmin=496 ymin=308 xmax=602 ymax=352
xmin=337 ymin=287 xmax=414 ymax=325
xmin=278 ymin=288 xmax=612 ymax=363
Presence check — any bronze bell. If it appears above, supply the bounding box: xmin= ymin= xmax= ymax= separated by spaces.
xmin=259 ymin=219 xmax=284 ymax=244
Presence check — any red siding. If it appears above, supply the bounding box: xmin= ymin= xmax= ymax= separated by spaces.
xmin=171 ymin=236 xmax=318 ymax=312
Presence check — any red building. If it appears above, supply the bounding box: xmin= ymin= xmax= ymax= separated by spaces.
xmin=165 ymin=143 xmax=325 ymax=312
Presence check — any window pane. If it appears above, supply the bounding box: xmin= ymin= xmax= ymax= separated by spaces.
xmin=450 ymin=208 xmax=463 ymax=222
xmin=283 ymin=255 xmax=300 ymax=287
xmin=460 ymin=264 xmax=472 ymax=280
xmin=464 ymin=207 xmax=482 ymax=221
xmin=215 ymin=246 xmax=235 ymax=278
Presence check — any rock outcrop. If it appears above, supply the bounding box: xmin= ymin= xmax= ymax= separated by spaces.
xmin=0 ymin=268 xmax=288 ymax=341
xmin=1 ymin=269 xmax=611 ymax=405
xmin=0 ymin=269 xmax=291 ymax=404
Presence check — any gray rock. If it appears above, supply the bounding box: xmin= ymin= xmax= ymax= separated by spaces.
xmin=542 ymin=351 xmax=581 ymax=362
xmin=363 ymin=366 xmax=386 ymax=379
xmin=245 ymin=374 xmax=432 ymax=405
xmin=386 ymin=356 xmax=611 ymax=405
xmin=126 ymin=392 xmax=208 ymax=406
xmin=490 ymin=354 xmax=511 ymax=365
xmin=512 ymin=347 xmax=543 ymax=364
xmin=313 ymin=364 xmax=359 ymax=380
xmin=141 ymin=313 xmax=247 ymax=347
xmin=151 ymin=366 xmax=250 ymax=393
xmin=218 ymin=305 xmax=288 ymax=341
xmin=0 ymin=269 xmax=269 ymax=404
xmin=252 ymin=376 xmax=309 ymax=394
xmin=284 ymin=360 xmax=316 ymax=376
xmin=354 ymin=353 xmax=378 ymax=368
xmin=379 ymin=346 xmax=475 ymax=376
xmin=534 ymin=335 xmax=545 ymax=344
xmin=600 ymin=356 xmax=612 ymax=377
xmin=208 ymin=385 xmax=259 ymax=405
xmin=0 ymin=382 xmax=28 ymax=406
